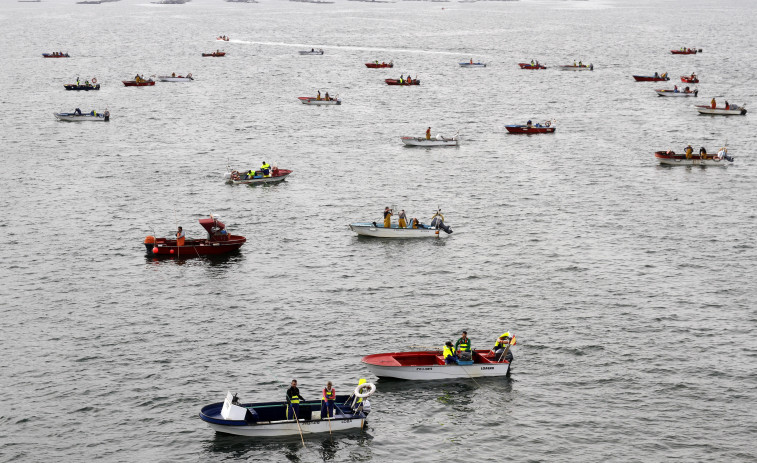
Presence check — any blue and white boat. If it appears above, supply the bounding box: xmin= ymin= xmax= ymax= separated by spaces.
xmin=459 ymin=61 xmax=486 ymax=68
xmin=349 ymin=210 xmax=453 ymax=238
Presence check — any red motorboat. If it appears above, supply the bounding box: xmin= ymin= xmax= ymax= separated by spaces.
xmin=122 ymin=79 xmax=155 ymax=87
xmin=518 ymin=62 xmax=546 ymax=70
xmin=385 ymin=78 xmax=420 ymax=86
xmin=202 ymin=52 xmax=226 ymax=57
xmin=505 ymin=123 xmax=556 ymax=134
xmin=144 ymin=216 xmax=246 ymax=258
xmin=670 ymin=48 xmax=700 ymax=55
xmin=366 ymin=62 xmax=393 ymax=68
xmin=632 ymin=73 xmax=669 ymax=82
xmin=681 ymin=75 xmax=699 ymax=83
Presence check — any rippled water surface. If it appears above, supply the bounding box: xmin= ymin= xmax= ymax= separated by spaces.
xmin=2 ymin=0 xmax=757 ymax=461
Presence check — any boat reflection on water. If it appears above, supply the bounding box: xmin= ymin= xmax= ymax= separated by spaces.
xmin=145 ymin=250 xmax=245 ymax=267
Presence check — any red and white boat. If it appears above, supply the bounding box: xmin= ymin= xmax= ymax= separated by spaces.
xmin=144 ymin=216 xmax=246 ymax=257
xmin=670 ymin=48 xmax=700 ymax=55
xmin=505 ymin=123 xmax=555 ymax=134
xmin=655 ymin=150 xmax=733 ymax=166
xmin=695 ymin=104 xmax=747 ymax=115
xmin=633 ymin=73 xmax=669 ymax=82
xmin=202 ymin=51 xmax=226 ymax=57
xmin=365 ymin=61 xmax=393 ymax=68
xmin=385 ymin=78 xmax=420 ymax=86
xmin=298 ymin=96 xmax=341 ymax=105
xmin=681 ymin=75 xmax=699 ymax=83
xmin=518 ymin=62 xmax=546 ymax=70
xmin=362 ymin=350 xmax=511 ymax=380
xmin=122 ymin=79 xmax=155 ymax=87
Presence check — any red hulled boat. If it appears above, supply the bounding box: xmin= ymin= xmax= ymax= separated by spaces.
xmin=123 ymin=79 xmax=155 ymax=87
xmin=202 ymin=52 xmax=226 ymax=57
xmin=144 ymin=216 xmax=246 ymax=258
xmin=505 ymin=124 xmax=556 ymax=134
xmin=518 ymin=62 xmax=546 ymax=70
xmin=366 ymin=62 xmax=393 ymax=68
xmin=385 ymin=78 xmax=420 ymax=86
xmin=670 ymin=48 xmax=700 ymax=55
xmin=681 ymin=75 xmax=699 ymax=83
xmin=633 ymin=73 xmax=669 ymax=82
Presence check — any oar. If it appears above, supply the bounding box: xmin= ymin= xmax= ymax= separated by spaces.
xmin=290 ymin=404 xmax=306 ymax=447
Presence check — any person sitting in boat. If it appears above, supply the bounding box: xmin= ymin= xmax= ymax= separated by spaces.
xmin=673 ymin=85 xmax=679 ymax=93
xmin=321 ymin=381 xmax=336 ymax=419
xmin=579 ymin=60 xmax=583 ymax=66
xmin=684 ymin=86 xmax=690 ymax=93
xmin=470 ymin=58 xmax=474 ymax=64
xmin=176 ymin=226 xmax=185 ymax=246
xmin=383 ymin=207 xmax=392 ymax=228
xmin=699 ymin=147 xmax=707 ymax=159
xmin=654 ymin=72 xmax=659 ymax=78
xmin=725 ymin=100 xmax=730 ymax=110
xmin=530 ymin=59 xmax=535 ymax=66
xmin=406 ymin=76 xmax=412 ymax=84
xmin=324 ymin=92 xmax=330 ymax=101
xmin=691 ymin=72 xmax=697 ymax=80
xmin=443 ymin=341 xmax=458 ymax=365
xmin=526 ymin=120 xmax=532 ymax=128
xmin=260 ymin=161 xmax=271 ymax=177
xmin=134 ymin=74 xmax=141 ymax=83
xmin=76 ymin=77 xmax=80 ymax=86
xmin=398 ymin=210 xmax=407 ymax=228
xmin=412 ymin=218 xmax=420 ymax=229
xmin=74 ymin=108 xmax=82 ymax=115
xmin=573 ymin=60 xmax=576 ymax=66
xmin=455 ymin=331 xmax=472 ymax=361
xmin=426 ymin=127 xmax=431 ymax=140
xmin=545 ymin=120 xmax=551 ymax=127
xmin=711 ymin=98 xmax=716 ymax=109
xmin=286 ymin=379 xmax=305 ymax=420
xmin=399 ymin=74 xmax=404 ymax=84
xmin=684 ymin=145 xmax=693 ymax=159
xmin=493 ymin=333 xmax=514 ymax=362
xmin=246 ymin=169 xmax=257 ymax=179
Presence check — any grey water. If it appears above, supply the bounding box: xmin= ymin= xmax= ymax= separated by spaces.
xmin=1 ymin=0 xmax=756 ymax=461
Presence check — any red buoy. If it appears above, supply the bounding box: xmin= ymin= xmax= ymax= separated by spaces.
xmin=170 ymin=249 xmax=175 ymax=254
xmin=152 ymin=247 xmax=159 ymax=254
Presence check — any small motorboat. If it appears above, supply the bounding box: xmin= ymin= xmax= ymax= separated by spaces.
xmin=54 ymin=110 xmax=110 ymax=122
xmin=299 ymin=49 xmax=324 ymax=55
xmin=670 ymin=48 xmax=701 ymax=55
xmin=365 ymin=61 xmax=393 ymax=68
xmin=122 ymin=79 xmax=155 ymax=87
xmin=655 ymin=88 xmax=698 ymax=97
xmin=43 ymin=52 xmax=70 ymax=58
xmin=518 ymin=62 xmax=546 ymax=70
xmin=681 ymin=75 xmax=699 ymax=83
xmin=385 ymin=78 xmax=420 ymax=86
xmin=558 ymin=63 xmax=593 ymax=71
xmin=202 ymin=52 xmax=226 ymax=57
xmin=401 ymin=133 xmax=459 ymax=146
xmin=298 ymin=96 xmax=341 ymax=105
xmin=459 ymin=62 xmax=486 ymax=68
xmin=217 ymin=36 xmax=230 ymax=41
xmin=505 ymin=122 xmax=555 ymax=134
xmin=695 ymin=104 xmax=747 ymax=115
xmin=144 ymin=216 xmax=246 ymax=257
xmin=224 ymin=167 xmax=293 ymax=185
xmin=157 ymin=73 xmax=193 ymax=82
xmin=199 ymin=381 xmax=375 ymax=437
xmin=633 ymin=73 xmax=669 ymax=82
xmin=64 ymin=82 xmax=100 ymax=91
xmin=655 ymin=150 xmax=733 ymax=166
xmin=350 ymin=210 xmax=452 ymax=238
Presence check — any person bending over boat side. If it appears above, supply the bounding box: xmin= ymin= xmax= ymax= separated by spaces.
xmin=383 ymin=207 xmax=392 ymax=228
xmin=260 ymin=161 xmax=271 ymax=177
xmin=685 ymin=145 xmax=693 ymax=159
xmin=493 ymin=333 xmax=513 ymax=362
xmin=526 ymin=120 xmax=532 ymax=128
xmin=398 ymin=210 xmax=407 ymax=228
xmin=321 ymin=381 xmax=336 ymax=419
xmin=74 ymin=108 xmax=82 ymax=115
xmin=426 ymin=127 xmax=431 ymax=140
xmin=412 ymin=218 xmax=420 ymax=229
xmin=455 ymin=331 xmax=472 ymax=361
xmin=176 ymin=226 xmax=185 ymax=246
xmin=717 ymin=147 xmax=733 ymax=162
xmin=699 ymin=147 xmax=707 ymax=159
xmin=286 ymin=379 xmax=305 ymax=420
xmin=443 ymin=341 xmax=458 ymax=365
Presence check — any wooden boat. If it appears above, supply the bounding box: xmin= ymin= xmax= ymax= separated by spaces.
xmin=224 ymin=168 xmax=293 ymax=185
xmin=681 ymin=75 xmax=699 ymax=83
xmin=558 ymin=64 xmax=593 ymax=71
xmin=157 ymin=74 xmax=193 ymax=82
xmin=122 ymin=79 xmax=155 ymax=87
xmin=144 ymin=216 xmax=246 ymax=257
xmin=633 ymin=73 xmax=669 ymax=82
xmin=298 ymin=96 xmax=341 ymax=105
xmin=42 ymin=53 xmax=70 ymax=58
xmin=350 ymin=211 xmax=452 ymax=238
xmin=655 ymin=150 xmax=733 ymax=166
xmin=365 ymin=62 xmax=393 ymax=68
xmin=655 ymin=88 xmax=697 ymax=97
xmin=401 ymin=134 xmax=459 ymax=146
xmin=362 ymin=349 xmax=511 ymax=380
xmin=505 ymin=124 xmax=555 ymax=134
xmin=299 ymin=49 xmax=324 ymax=55
xmin=64 ymin=83 xmax=100 ymax=91
xmin=199 ymin=385 xmax=374 ymax=437
xmin=518 ymin=62 xmax=546 ymax=70
xmin=459 ymin=62 xmax=486 ymax=68
xmin=695 ymin=105 xmax=747 ymax=115
xmin=670 ymin=48 xmax=700 ymax=55
xmin=54 ymin=110 xmax=109 ymax=122
xmin=202 ymin=52 xmax=225 ymax=57
xmin=385 ymin=78 xmax=420 ymax=86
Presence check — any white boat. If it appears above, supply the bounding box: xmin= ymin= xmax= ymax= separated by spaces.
xmin=224 ymin=168 xmax=293 ymax=184
xmin=654 ymin=151 xmax=733 ymax=166
xmin=299 ymin=49 xmax=324 ymax=55
xmin=157 ymin=74 xmax=193 ymax=82
xmin=695 ymin=105 xmax=747 ymax=115
xmin=298 ymin=96 xmax=341 ymax=105
xmin=362 ymin=350 xmax=511 ymax=380
xmin=54 ymin=110 xmax=110 ymax=121
xmin=558 ymin=64 xmax=593 ymax=71
xmin=459 ymin=62 xmax=486 ymax=68
xmin=656 ymin=89 xmax=698 ymax=97
xmin=401 ymin=134 xmax=459 ymax=146
xmin=350 ymin=210 xmax=452 ymax=238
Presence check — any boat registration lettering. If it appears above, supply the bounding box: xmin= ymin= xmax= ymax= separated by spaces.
xmin=416 ymin=367 xmax=433 ymax=371
xmin=480 ymin=367 xmax=494 ymax=370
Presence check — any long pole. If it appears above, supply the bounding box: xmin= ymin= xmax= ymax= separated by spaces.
xmin=291 ymin=404 xmax=306 ymax=447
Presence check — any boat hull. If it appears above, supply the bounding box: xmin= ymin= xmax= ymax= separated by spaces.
xmin=202 ymin=53 xmax=225 ymax=57
xmin=299 ymin=51 xmax=324 ymax=55
xmin=349 ymin=223 xmax=449 ymax=238
xmin=655 ymin=151 xmax=732 ymax=166
xmin=144 ymin=237 xmax=246 ymax=257
xmin=385 ymin=79 xmax=420 ymax=86
xmin=64 ymin=84 xmax=100 ymax=91
xmin=298 ymin=97 xmax=341 ymax=105
xmin=42 ymin=53 xmax=69 ymax=58
xmin=54 ymin=112 xmax=109 ymax=122
xmin=401 ymin=136 xmax=458 ymax=146
xmin=365 ymin=63 xmax=393 ymax=68
xmin=518 ymin=63 xmax=546 ymax=69
xmin=227 ymin=170 xmax=292 ymax=185
xmin=362 ymin=350 xmax=510 ymax=380
xmin=505 ymin=125 xmax=555 ymax=134
xmin=655 ymin=90 xmax=697 ymax=97
xmin=122 ymin=80 xmax=155 ymax=86
xmin=459 ymin=63 xmax=486 ymax=68
xmin=695 ymin=106 xmax=747 ymax=115
xmin=633 ymin=75 xmax=669 ymax=82
xmin=671 ymin=49 xmax=698 ymax=54
xmin=558 ymin=65 xmax=593 ymax=71
xmin=157 ymin=76 xmax=193 ymax=82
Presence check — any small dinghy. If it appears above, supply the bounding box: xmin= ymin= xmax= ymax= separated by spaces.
xmin=385 ymin=78 xmax=420 ymax=86
xmin=459 ymin=61 xmax=486 ymax=68
xmin=671 ymin=47 xmax=701 ymax=55
xmin=350 ymin=210 xmax=452 ymax=238
xmin=633 ymin=73 xmax=669 ymax=82
xmin=202 ymin=51 xmax=226 ymax=57
xmin=199 ymin=382 xmax=375 ymax=437
xmin=298 ymin=96 xmax=341 ymax=105
xmin=558 ymin=63 xmax=593 ymax=71
xmin=505 ymin=121 xmax=555 ymax=134
xmin=157 ymin=73 xmax=193 ymax=82
xmin=655 ymin=150 xmax=733 ymax=166
xmin=518 ymin=62 xmax=546 ymax=70
xmin=299 ymin=49 xmax=324 ymax=55
xmin=401 ymin=133 xmax=459 ymax=146
xmin=217 ymin=36 xmax=230 ymax=41
xmin=365 ymin=61 xmax=393 ymax=68
xmin=122 ymin=79 xmax=155 ymax=87
xmin=54 ymin=110 xmax=109 ymax=122
xmin=144 ymin=216 xmax=246 ymax=257
xmin=655 ymin=88 xmax=698 ymax=97
xmin=695 ymin=104 xmax=747 ymax=115
xmin=224 ymin=167 xmax=293 ymax=185
xmin=64 ymin=83 xmax=100 ymax=91
xmin=43 ymin=52 xmax=70 ymax=58
xmin=681 ymin=75 xmax=699 ymax=83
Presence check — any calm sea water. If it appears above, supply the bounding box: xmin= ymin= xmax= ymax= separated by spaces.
xmin=1 ymin=0 xmax=756 ymax=461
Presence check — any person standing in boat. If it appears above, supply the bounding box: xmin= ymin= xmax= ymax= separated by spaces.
xmin=321 ymin=381 xmax=336 ymax=419
xmin=426 ymin=127 xmax=431 ymax=140
xmin=325 ymin=92 xmax=330 ymax=101
xmin=176 ymin=227 xmax=185 ymax=246
xmin=398 ymin=210 xmax=407 ymax=228
xmin=286 ymin=379 xmax=305 ymax=420
xmin=260 ymin=161 xmax=271 ymax=178
xmin=383 ymin=207 xmax=392 ymax=228
xmin=455 ymin=331 xmax=472 ymax=361
xmin=684 ymin=145 xmax=693 ymax=159
xmin=443 ymin=341 xmax=458 ymax=365
xmin=317 ymin=90 xmax=321 ymax=101
xmin=711 ymin=98 xmax=717 ymax=109
xmin=725 ymin=100 xmax=730 ymax=110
